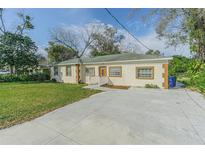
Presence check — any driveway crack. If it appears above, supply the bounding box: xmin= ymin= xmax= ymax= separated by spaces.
xmin=34 ymin=120 xmax=81 ymax=145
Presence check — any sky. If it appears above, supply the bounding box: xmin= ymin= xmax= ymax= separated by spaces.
xmin=2 ymin=8 xmax=190 ymax=57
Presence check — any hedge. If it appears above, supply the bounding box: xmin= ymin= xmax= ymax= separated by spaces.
xmin=0 ymin=72 xmax=50 ymax=82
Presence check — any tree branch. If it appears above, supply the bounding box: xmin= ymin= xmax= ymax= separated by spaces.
xmin=0 ymin=9 xmax=6 ymax=34
xmin=53 ymin=35 xmax=79 ymax=57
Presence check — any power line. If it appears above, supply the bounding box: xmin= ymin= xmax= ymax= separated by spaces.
xmin=105 ymin=8 xmax=151 ymax=50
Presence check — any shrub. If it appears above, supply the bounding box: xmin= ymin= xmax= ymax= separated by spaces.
xmin=169 ymin=55 xmax=191 ymax=76
xmin=0 ymin=74 xmax=20 ymax=82
xmin=51 ymin=78 xmax=57 ymax=82
xmin=0 ymin=72 xmax=50 ymax=82
xmin=145 ymin=84 xmax=159 ymax=88
xmin=189 ymin=64 xmax=205 ymax=92
xmin=28 ymin=72 xmax=50 ymax=81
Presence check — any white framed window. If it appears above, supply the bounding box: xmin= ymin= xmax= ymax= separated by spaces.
xmin=85 ymin=67 xmax=95 ymax=77
xmin=66 ymin=66 xmax=72 ymax=76
xmin=136 ymin=67 xmax=154 ymax=79
xmin=109 ymin=67 xmax=122 ymax=77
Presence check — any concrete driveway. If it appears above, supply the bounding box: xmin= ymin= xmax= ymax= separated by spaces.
xmin=0 ymin=88 xmax=205 ymax=144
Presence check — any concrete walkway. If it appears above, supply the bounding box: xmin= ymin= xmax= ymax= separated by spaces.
xmin=0 ymin=88 xmax=205 ymax=144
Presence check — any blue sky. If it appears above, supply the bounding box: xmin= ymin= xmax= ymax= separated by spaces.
xmin=3 ymin=8 xmax=190 ymax=56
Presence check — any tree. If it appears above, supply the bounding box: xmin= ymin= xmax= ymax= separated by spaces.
xmin=51 ymin=24 xmax=96 ymax=58
xmin=0 ymin=9 xmax=37 ymax=74
xmin=168 ymin=55 xmax=191 ymax=76
xmin=0 ymin=9 xmax=34 ymax=35
xmin=90 ymin=25 xmax=124 ymax=57
xmin=131 ymin=9 xmax=205 ymax=62
xmin=45 ymin=42 xmax=75 ymax=63
xmin=0 ymin=32 xmax=38 ymax=74
xmin=36 ymin=54 xmax=47 ymax=64
xmin=15 ymin=12 xmax=34 ymax=35
xmin=0 ymin=9 xmax=6 ymax=34
xmin=145 ymin=49 xmax=161 ymax=56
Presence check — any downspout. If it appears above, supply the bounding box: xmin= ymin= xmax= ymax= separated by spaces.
xmin=162 ymin=63 xmax=169 ymax=89
xmin=76 ymin=58 xmax=82 ymax=84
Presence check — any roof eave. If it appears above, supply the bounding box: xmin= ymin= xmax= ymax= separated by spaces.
xmin=57 ymin=63 xmax=79 ymax=66
xmin=57 ymin=57 xmax=173 ymax=66
xmin=83 ymin=57 xmax=173 ymax=65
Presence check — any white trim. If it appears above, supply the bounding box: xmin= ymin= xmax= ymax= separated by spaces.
xmin=58 ymin=57 xmax=173 ymax=66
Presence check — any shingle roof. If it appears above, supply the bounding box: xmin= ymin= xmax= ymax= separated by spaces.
xmin=58 ymin=53 xmax=171 ymax=65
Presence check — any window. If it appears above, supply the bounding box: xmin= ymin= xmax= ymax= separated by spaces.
xmin=109 ymin=67 xmax=122 ymax=77
xmin=66 ymin=66 xmax=72 ymax=76
xmin=54 ymin=66 xmax=58 ymax=76
xmin=85 ymin=67 xmax=95 ymax=77
xmin=136 ymin=67 xmax=154 ymax=79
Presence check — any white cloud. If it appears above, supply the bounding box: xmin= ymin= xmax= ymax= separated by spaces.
xmin=137 ymin=31 xmax=191 ymax=57
xmin=118 ymin=29 xmax=142 ymax=53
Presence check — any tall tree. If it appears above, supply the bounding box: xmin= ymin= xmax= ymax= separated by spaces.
xmin=0 ymin=9 xmax=34 ymax=35
xmin=51 ymin=24 xmax=96 ymax=58
xmin=0 ymin=32 xmax=38 ymax=74
xmin=45 ymin=42 xmax=75 ymax=63
xmin=90 ymin=25 xmax=124 ymax=57
xmin=131 ymin=9 xmax=205 ymax=62
xmin=0 ymin=9 xmax=38 ymax=74
xmin=15 ymin=12 xmax=34 ymax=35
xmin=168 ymin=55 xmax=191 ymax=75
xmin=36 ymin=54 xmax=47 ymax=65
xmin=0 ymin=9 xmax=6 ymax=34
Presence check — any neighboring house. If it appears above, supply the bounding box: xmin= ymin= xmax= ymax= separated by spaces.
xmin=0 ymin=69 xmax=10 ymax=75
xmin=51 ymin=53 xmax=172 ymax=89
xmin=30 ymin=59 xmax=51 ymax=74
xmin=35 ymin=64 xmax=50 ymax=74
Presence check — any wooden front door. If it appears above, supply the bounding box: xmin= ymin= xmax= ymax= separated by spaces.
xmin=99 ymin=66 xmax=107 ymax=77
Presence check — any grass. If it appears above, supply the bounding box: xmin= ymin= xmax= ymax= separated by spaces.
xmin=177 ymin=73 xmax=191 ymax=84
xmin=0 ymin=82 xmax=100 ymax=129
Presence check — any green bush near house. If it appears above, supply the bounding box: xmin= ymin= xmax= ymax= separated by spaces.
xmin=145 ymin=84 xmax=159 ymax=88
xmin=169 ymin=55 xmax=191 ymax=76
xmin=170 ymin=55 xmax=205 ymax=94
xmin=186 ymin=65 xmax=205 ymax=93
xmin=0 ymin=72 xmax=50 ymax=82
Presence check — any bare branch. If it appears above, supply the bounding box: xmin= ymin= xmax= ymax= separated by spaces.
xmin=51 ymin=25 xmax=96 ymax=58
xmin=0 ymin=8 xmax=6 ymax=34
xmin=51 ymin=28 xmax=79 ymax=57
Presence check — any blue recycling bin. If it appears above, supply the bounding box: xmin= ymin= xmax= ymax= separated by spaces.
xmin=169 ymin=76 xmax=176 ymax=88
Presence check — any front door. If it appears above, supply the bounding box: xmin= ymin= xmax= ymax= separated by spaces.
xmin=99 ymin=66 xmax=107 ymax=77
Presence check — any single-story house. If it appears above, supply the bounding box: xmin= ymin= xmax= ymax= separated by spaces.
xmin=51 ymin=53 xmax=172 ymax=89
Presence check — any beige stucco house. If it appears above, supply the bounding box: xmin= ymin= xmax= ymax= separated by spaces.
xmin=51 ymin=53 xmax=172 ymax=89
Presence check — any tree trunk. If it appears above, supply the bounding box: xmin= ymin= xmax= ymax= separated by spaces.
xmin=10 ymin=65 xmax=15 ymax=74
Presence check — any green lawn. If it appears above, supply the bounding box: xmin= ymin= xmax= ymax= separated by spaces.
xmin=0 ymin=82 xmax=100 ymax=129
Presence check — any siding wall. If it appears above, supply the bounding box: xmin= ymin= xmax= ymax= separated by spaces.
xmin=81 ymin=61 xmax=168 ymax=88
xmin=107 ymin=63 xmax=164 ymax=88
xmin=58 ymin=65 xmax=77 ymax=83
xmin=81 ymin=65 xmax=100 ymax=85
xmin=54 ymin=60 xmax=169 ymax=88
